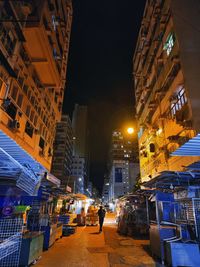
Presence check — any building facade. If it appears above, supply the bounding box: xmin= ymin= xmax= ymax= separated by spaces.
xmin=108 ymin=130 xmax=139 ymax=200
xmin=72 ymin=104 xmax=88 ymax=158
xmin=51 ymin=114 xmax=73 ymax=188
xmin=72 ymin=104 xmax=89 ymax=191
xmin=70 ymin=156 xmax=85 ymax=193
xmin=133 ymin=0 xmax=200 ymax=182
xmin=0 ymin=0 xmax=72 ymax=171
xmin=102 ymin=177 xmax=109 ymax=204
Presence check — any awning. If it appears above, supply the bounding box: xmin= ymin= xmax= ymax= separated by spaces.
xmin=186 ymin=161 xmax=200 ymax=171
xmin=142 ymin=171 xmax=200 ymax=190
xmin=0 ymin=131 xmax=60 ymax=195
xmin=0 ymin=131 xmax=45 ymax=175
xmin=0 ymin=147 xmax=43 ymax=196
xmin=171 ymin=133 xmax=200 ymax=156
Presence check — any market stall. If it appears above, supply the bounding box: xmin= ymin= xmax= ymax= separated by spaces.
xmin=142 ymin=170 xmax=200 ymax=266
xmin=86 ymin=205 xmax=98 ymax=226
xmin=0 ymin=132 xmax=64 ymax=265
xmin=116 ymin=193 xmax=148 ymax=236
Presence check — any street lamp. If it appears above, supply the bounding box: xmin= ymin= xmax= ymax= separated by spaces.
xmin=127 ymin=127 xmax=134 ymax=135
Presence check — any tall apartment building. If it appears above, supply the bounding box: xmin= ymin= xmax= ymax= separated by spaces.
xmin=72 ymin=104 xmax=88 ymax=158
xmin=51 ymin=115 xmax=73 ymax=188
xmin=0 ymin=0 xmax=72 ymax=171
xmin=102 ymin=177 xmax=110 ymax=204
xmin=72 ymin=104 xmax=89 ymax=190
xmin=70 ymin=156 xmax=85 ymax=193
xmin=108 ymin=130 xmax=139 ymax=200
xmin=133 ymin=0 xmax=200 ymax=182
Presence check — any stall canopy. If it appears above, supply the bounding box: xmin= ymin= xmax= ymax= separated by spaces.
xmin=171 ymin=133 xmax=200 ymax=156
xmin=186 ymin=161 xmax=200 ymax=171
xmin=0 ymin=130 xmax=60 ymax=195
xmin=142 ymin=171 xmax=200 ymax=190
xmin=0 ymin=147 xmax=42 ymax=195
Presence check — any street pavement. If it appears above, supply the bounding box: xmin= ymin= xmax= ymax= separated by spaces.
xmin=36 ymin=213 xmax=161 ymax=267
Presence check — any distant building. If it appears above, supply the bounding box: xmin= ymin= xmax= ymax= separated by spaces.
xmin=71 ymin=156 xmax=85 ymax=193
xmin=86 ymin=181 xmax=93 ymax=197
xmin=133 ymin=0 xmax=200 ymax=182
xmin=72 ymin=104 xmax=89 ymax=191
xmin=92 ymin=186 xmax=99 ymax=200
xmin=108 ymin=130 xmax=139 ymax=200
xmin=102 ymin=177 xmax=110 ymax=204
xmin=0 ymin=0 xmax=72 ymax=171
xmin=72 ymin=104 xmax=88 ymax=157
xmin=51 ymin=115 xmax=73 ymax=189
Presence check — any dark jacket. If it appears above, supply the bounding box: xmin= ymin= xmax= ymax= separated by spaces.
xmin=98 ymin=208 xmax=106 ymax=218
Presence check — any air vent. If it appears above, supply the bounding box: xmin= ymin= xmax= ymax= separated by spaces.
xmin=8 ymin=119 xmax=20 ymax=130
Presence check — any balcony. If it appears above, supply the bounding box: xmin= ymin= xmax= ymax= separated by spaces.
xmin=23 ymin=25 xmax=60 ymax=88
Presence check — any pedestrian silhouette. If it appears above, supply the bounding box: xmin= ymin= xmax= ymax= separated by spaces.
xmin=98 ymin=206 xmax=106 ymax=232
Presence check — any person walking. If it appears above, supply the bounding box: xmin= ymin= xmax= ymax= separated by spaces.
xmin=98 ymin=206 xmax=106 ymax=232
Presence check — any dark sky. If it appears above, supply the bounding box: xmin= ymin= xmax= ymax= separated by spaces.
xmin=63 ymin=0 xmax=146 ymax=192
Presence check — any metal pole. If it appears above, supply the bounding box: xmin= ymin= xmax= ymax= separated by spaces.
xmin=145 ymin=196 xmax=150 ymax=226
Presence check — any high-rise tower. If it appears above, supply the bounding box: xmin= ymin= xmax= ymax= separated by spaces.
xmin=0 ymin=0 xmax=73 ymax=171
xmin=133 ymin=0 xmax=200 ymax=182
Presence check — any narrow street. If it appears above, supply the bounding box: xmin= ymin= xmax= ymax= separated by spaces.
xmin=36 ymin=214 xmax=157 ymax=267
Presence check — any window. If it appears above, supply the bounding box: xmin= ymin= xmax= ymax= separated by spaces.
xmin=25 ymin=121 xmax=33 ymax=138
xmin=11 ymin=86 xmax=18 ymax=101
xmin=17 ymin=93 xmax=23 ymax=108
xmin=163 ymin=33 xmax=175 ymax=56
xmin=5 ymin=102 xmax=17 ymax=120
xmin=26 ymin=105 xmax=31 ymax=117
xmin=115 ymin=168 xmax=123 ymax=183
xmin=27 ymin=91 xmax=31 ymax=101
xmin=23 ymin=84 xmax=28 ymax=95
xmin=34 ymin=115 xmax=38 ymax=126
xmin=30 ymin=96 xmax=35 ymax=106
xmin=171 ymin=86 xmax=187 ymax=116
xmin=30 ymin=110 xmax=35 ymax=122
xmin=18 ymin=76 xmax=24 ymax=88
xmin=39 ymin=137 xmax=45 ymax=149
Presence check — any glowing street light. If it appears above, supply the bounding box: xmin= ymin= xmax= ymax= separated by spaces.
xmin=127 ymin=127 xmax=134 ymax=135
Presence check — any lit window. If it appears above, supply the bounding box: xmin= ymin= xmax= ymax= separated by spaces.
xmin=163 ymin=33 xmax=175 ymax=56
xmin=171 ymin=85 xmax=187 ymax=116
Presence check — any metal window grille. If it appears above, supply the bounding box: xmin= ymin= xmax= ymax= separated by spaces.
xmin=175 ymin=199 xmax=194 ymax=224
xmin=0 ymin=218 xmax=23 ymax=267
xmin=192 ymin=198 xmax=200 ymax=241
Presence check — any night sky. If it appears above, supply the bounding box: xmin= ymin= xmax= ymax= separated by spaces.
xmin=63 ymin=0 xmax=146 ymax=192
